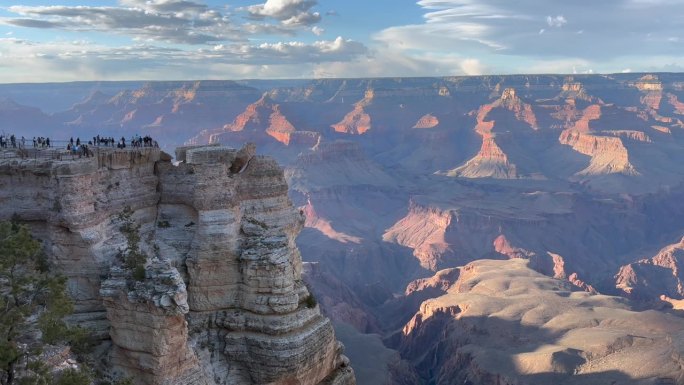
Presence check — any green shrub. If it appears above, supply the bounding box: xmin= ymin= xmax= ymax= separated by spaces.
xmin=305 ymin=294 xmax=317 ymax=309
xmin=55 ymin=368 xmax=91 ymax=385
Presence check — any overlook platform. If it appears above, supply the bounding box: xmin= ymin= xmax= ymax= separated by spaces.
xmin=0 ymin=145 xmax=163 ymax=175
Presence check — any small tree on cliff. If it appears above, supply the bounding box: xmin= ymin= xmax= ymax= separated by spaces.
xmin=117 ymin=207 xmax=147 ymax=281
xmin=0 ymin=220 xmax=88 ymax=385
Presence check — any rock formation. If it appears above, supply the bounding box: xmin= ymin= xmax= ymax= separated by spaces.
xmin=631 ymin=74 xmax=664 ymax=109
xmin=616 ymin=236 xmax=684 ymax=301
xmin=0 ymin=145 xmax=355 ymax=385
xmin=440 ymin=87 xmax=541 ymax=179
xmin=331 ymin=90 xmax=374 ymax=135
xmin=396 ymin=259 xmax=684 ymax=385
xmin=442 ymin=136 xmax=518 ymax=179
xmin=412 ymin=114 xmax=439 ymax=129
xmin=382 ymin=202 xmax=453 ymax=270
xmin=219 ymin=94 xmax=298 ymax=145
xmin=559 ymin=129 xmax=639 ymax=176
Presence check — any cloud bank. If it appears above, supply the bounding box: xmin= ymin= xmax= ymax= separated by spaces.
xmin=2 ymin=0 xmax=684 ymax=80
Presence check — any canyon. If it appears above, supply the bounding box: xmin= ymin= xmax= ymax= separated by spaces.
xmin=5 ymin=73 xmax=684 ymax=383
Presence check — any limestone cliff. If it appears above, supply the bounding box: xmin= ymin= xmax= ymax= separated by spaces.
xmin=0 ymin=145 xmax=355 ymax=385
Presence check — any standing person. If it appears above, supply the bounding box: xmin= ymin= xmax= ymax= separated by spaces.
xmin=46 ymin=138 xmax=50 ymax=148
xmin=76 ymin=137 xmax=80 ymax=146
xmin=21 ymin=136 xmax=25 ymax=148
xmin=33 ymin=137 xmax=37 ymax=148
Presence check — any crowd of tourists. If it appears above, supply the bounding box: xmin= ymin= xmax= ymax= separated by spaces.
xmin=85 ymin=134 xmax=158 ymax=149
xmin=0 ymin=134 xmax=19 ymax=148
xmin=0 ymin=134 xmax=55 ymax=149
xmin=2 ymin=133 xmax=158 ymax=158
xmin=64 ymin=134 xmax=158 ymax=157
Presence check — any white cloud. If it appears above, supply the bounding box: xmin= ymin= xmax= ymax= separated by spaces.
xmin=0 ymin=35 xmax=369 ymax=82
xmin=311 ymin=26 xmax=325 ymax=36
xmin=0 ymin=0 xmax=322 ymax=44
xmin=244 ymin=0 xmax=321 ymax=26
xmin=376 ymin=0 xmax=684 ymax=74
xmin=460 ymin=58 xmax=484 ymax=75
xmin=204 ymin=36 xmax=367 ymax=64
xmin=3 ymin=3 xmax=240 ymax=44
xmin=546 ymin=15 xmax=567 ymax=28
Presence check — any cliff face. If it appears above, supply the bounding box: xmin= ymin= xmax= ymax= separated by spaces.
xmin=0 ymin=145 xmax=354 ymax=385
xmin=615 ymin=236 xmax=684 ymax=301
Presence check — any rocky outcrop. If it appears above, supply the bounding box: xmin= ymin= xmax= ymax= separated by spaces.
xmin=615 ymin=236 xmax=684 ymax=301
xmin=0 ymin=145 xmax=355 ymax=385
xmin=442 ymin=136 xmax=518 ymax=179
xmin=604 ymin=130 xmax=652 ymax=142
xmin=412 ymin=114 xmax=439 ymax=129
xmin=404 ymin=268 xmax=460 ymax=296
xmin=221 ymin=94 xmax=298 ymax=145
xmin=397 ymin=259 xmax=684 ymax=385
xmin=557 ymin=78 xmax=596 ymax=102
xmin=331 ymin=105 xmax=371 ymax=135
xmin=550 ymin=102 xmax=602 ymax=132
xmin=440 ymin=87 xmax=543 ymax=180
xmin=100 ymin=262 xmax=205 ymax=385
xmin=492 ymin=235 xmax=597 ymax=293
xmin=631 ymin=74 xmax=664 ymax=110
xmin=382 ymin=202 xmax=453 ymax=270
xmin=265 ymin=105 xmax=297 ymax=145
xmin=498 ymin=88 xmax=539 ymax=129
xmin=559 ymin=129 xmax=639 ymax=176
xmin=331 ymin=90 xmax=374 ymax=135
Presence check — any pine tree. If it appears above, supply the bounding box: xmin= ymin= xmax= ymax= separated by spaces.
xmin=0 ymin=221 xmax=90 ymax=385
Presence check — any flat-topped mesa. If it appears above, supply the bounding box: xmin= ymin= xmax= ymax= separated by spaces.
xmin=558 ymin=78 xmax=596 ymax=103
xmin=630 ymin=75 xmax=664 ymax=110
xmin=631 ymin=74 xmax=664 ymax=92
xmin=559 ymin=130 xmax=639 ymax=176
xmin=0 ymin=144 xmax=355 ymax=385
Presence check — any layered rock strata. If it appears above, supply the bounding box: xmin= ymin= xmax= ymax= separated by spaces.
xmin=0 ymin=145 xmax=355 ymax=385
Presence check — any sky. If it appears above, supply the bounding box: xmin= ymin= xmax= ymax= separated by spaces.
xmin=1 ymin=0 xmax=684 ymax=82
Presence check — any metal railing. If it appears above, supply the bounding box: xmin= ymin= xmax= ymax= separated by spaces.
xmin=0 ymin=140 xmax=159 ymax=162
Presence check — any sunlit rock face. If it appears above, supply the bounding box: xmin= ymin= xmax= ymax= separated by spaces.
xmin=395 ymin=259 xmax=684 ymax=385
xmin=0 ymin=145 xmax=355 ymax=385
